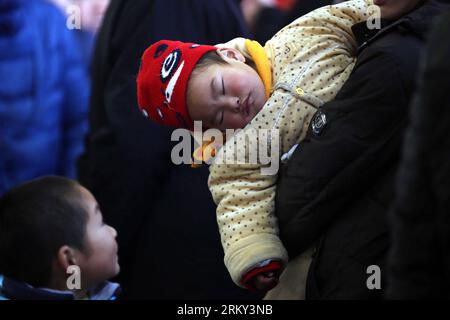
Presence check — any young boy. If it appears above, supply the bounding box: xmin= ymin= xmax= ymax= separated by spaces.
xmin=0 ymin=176 xmax=120 ymax=300
xmin=137 ymin=0 xmax=373 ymax=292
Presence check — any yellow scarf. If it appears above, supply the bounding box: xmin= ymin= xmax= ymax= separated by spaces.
xmin=192 ymin=39 xmax=272 ymax=167
xmin=246 ymin=39 xmax=272 ymax=100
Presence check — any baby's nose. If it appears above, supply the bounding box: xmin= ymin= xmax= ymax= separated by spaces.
xmin=225 ymin=97 xmax=240 ymax=111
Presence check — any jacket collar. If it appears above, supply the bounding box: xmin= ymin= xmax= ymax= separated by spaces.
xmin=352 ymin=0 xmax=447 ymax=54
xmin=0 ymin=275 xmax=121 ymax=300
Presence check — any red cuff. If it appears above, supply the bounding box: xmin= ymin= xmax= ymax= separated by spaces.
xmin=241 ymin=261 xmax=283 ymax=291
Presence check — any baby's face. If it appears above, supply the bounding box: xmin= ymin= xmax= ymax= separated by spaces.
xmin=187 ymin=58 xmax=266 ymax=131
xmin=374 ymin=0 xmax=423 ymax=20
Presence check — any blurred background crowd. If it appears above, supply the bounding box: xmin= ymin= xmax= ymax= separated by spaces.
xmin=1 ymin=0 xmax=450 ymax=300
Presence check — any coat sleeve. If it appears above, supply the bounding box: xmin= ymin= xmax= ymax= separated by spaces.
xmin=209 ymin=0 xmax=371 ymax=287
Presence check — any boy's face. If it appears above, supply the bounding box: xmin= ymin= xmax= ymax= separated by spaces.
xmin=75 ymin=187 xmax=119 ymax=288
xmin=374 ymin=0 xmax=423 ymax=20
xmin=186 ymin=49 xmax=266 ymax=131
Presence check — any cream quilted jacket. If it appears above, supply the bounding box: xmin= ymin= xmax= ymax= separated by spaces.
xmin=209 ymin=0 xmax=374 ymax=287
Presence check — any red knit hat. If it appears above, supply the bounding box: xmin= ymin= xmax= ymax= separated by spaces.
xmin=137 ymin=40 xmax=217 ymax=130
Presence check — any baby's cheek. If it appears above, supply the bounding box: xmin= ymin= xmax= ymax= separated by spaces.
xmin=228 ymin=115 xmax=247 ymax=130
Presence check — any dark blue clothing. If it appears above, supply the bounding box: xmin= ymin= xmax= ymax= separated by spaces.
xmin=0 ymin=275 xmax=121 ymax=300
xmin=0 ymin=0 xmax=89 ymax=195
xmin=75 ymin=29 xmax=95 ymax=71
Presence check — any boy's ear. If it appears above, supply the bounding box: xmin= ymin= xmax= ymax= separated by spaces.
xmin=216 ymin=48 xmax=246 ymax=63
xmin=56 ymin=246 xmax=79 ymax=270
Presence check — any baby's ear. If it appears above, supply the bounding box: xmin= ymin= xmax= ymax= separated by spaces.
xmin=216 ymin=48 xmax=246 ymax=63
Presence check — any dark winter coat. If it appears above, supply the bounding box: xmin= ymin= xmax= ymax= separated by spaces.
xmin=252 ymin=0 xmax=334 ymax=46
xmin=77 ymin=0 xmax=258 ymax=299
xmin=387 ymin=10 xmax=450 ymax=299
xmin=275 ymin=0 xmax=447 ymax=299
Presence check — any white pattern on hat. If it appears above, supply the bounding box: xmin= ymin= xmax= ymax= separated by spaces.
xmin=165 ymin=61 xmax=185 ymax=104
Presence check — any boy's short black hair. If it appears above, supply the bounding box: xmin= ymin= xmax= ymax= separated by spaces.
xmin=0 ymin=176 xmax=89 ymax=288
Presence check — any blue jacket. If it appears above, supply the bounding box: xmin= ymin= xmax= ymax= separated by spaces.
xmin=0 ymin=0 xmax=89 ymax=194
